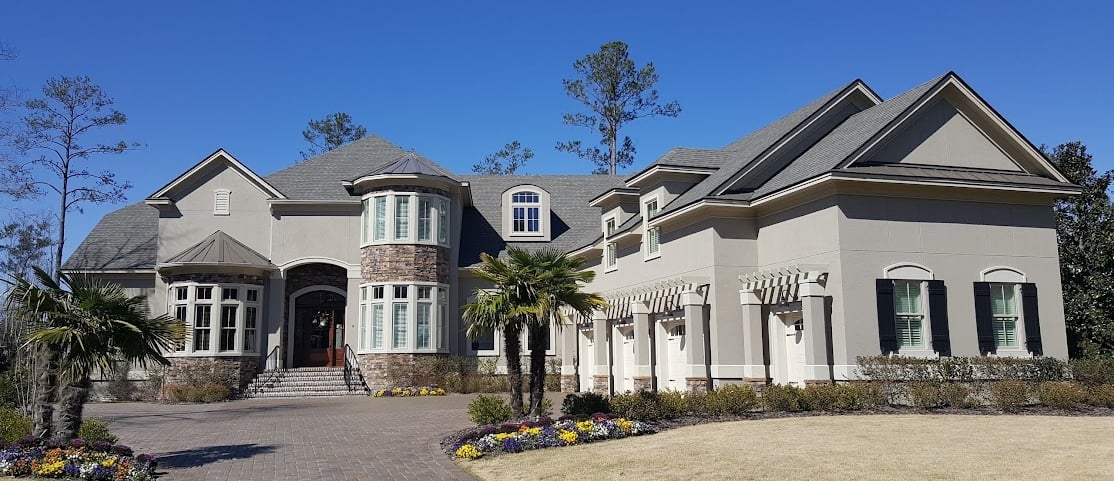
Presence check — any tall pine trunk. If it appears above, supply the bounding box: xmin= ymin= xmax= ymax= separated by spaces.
xmin=527 ymin=322 xmax=548 ymax=416
xmin=57 ymin=376 xmax=91 ymax=440
xmin=33 ymin=345 xmax=58 ymax=438
xmin=503 ymin=325 xmax=524 ymax=418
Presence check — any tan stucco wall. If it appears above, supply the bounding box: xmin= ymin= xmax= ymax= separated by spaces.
xmin=865 ymin=98 xmax=1021 ymax=171
xmin=158 ymin=165 xmax=273 ymax=263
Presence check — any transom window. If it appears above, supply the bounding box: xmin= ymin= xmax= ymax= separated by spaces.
xmin=511 ymin=191 xmax=541 ymax=234
xmin=893 ymin=280 xmax=924 ymax=349
xmin=359 ymin=283 xmax=448 ymax=352
xmin=169 ymin=283 xmax=261 ymax=355
xmin=362 ymin=192 xmax=450 ymax=246
xmin=990 ymin=284 xmax=1019 ymax=348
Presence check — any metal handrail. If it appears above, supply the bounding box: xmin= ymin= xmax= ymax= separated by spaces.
xmin=343 ymin=344 xmax=370 ymax=395
xmin=254 ymin=345 xmax=282 ymax=394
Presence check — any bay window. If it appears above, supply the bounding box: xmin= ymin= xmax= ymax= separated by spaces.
xmin=170 ymin=283 xmax=261 ymax=356
xmin=358 ymin=282 xmax=449 ymax=352
xmin=362 ymin=192 xmax=450 ymax=247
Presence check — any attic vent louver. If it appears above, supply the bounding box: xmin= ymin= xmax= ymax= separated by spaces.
xmin=214 ymin=189 xmax=231 ymax=215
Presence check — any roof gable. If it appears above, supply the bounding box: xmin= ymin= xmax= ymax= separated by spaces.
xmin=842 ymin=73 xmax=1068 ymax=182
xmin=264 ymin=135 xmax=408 ymax=200
xmin=148 ymin=149 xmax=286 ymax=201
xmin=160 ymin=230 xmax=274 ymax=270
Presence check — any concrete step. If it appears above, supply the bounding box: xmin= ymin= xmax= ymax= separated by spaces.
xmin=244 ymin=366 xmax=369 ymax=399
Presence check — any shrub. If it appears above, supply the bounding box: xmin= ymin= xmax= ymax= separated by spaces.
xmin=706 ymin=384 xmax=760 ymax=415
xmin=0 ymin=371 xmax=29 ymax=410
xmin=989 ymin=380 xmax=1030 ymax=412
xmin=657 ymin=390 xmax=686 ymax=418
xmin=907 ymin=382 xmax=943 ymax=408
xmin=0 ymin=407 xmax=31 ymax=442
xmin=939 ymin=383 xmax=974 ymax=408
xmin=608 ymin=391 xmax=667 ymax=421
xmin=834 ymin=383 xmax=885 ymax=410
xmin=1070 ymin=358 xmax=1114 ymax=387
xmin=762 ymin=384 xmax=804 ymax=412
xmin=77 ymin=418 xmax=118 ymax=444
xmin=1038 ymin=381 xmax=1087 ymax=410
xmin=800 ymin=384 xmax=839 ymax=411
xmin=104 ymin=364 xmax=136 ymax=401
xmin=468 ymin=394 xmax=514 ymax=425
xmin=1086 ymin=385 xmax=1114 ymax=408
xmin=561 ymin=392 xmax=610 ymax=416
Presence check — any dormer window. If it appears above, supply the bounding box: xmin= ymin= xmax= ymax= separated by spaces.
xmin=213 ymin=189 xmax=231 ymax=215
xmin=511 ymin=191 xmax=541 ymax=233
xmin=502 ymin=185 xmax=551 ymax=241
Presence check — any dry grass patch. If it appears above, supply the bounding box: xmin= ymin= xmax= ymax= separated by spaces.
xmin=462 ymin=414 xmax=1114 ymax=481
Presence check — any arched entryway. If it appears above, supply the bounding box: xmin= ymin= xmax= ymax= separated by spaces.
xmin=292 ymin=289 xmax=346 ymax=367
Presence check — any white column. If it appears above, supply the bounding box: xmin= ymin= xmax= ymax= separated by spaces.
xmin=800 ymin=278 xmax=830 ymax=383
xmin=682 ymin=289 xmax=708 ymax=391
xmin=592 ymin=310 xmax=610 ymax=394
xmin=631 ymin=300 xmax=653 ymax=391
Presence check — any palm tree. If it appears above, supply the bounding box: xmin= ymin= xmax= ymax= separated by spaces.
xmin=463 ymin=247 xmax=606 ymax=418
xmin=464 ymin=251 xmax=534 ymax=418
xmin=4 ymin=267 xmax=183 ymax=439
xmin=518 ymin=248 xmax=605 ymax=416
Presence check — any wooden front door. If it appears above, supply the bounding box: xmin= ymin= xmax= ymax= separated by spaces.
xmin=294 ymin=290 xmax=346 ymax=367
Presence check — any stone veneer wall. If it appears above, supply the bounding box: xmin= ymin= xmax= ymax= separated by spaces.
xmin=361 ymin=244 xmax=449 ymax=283
xmin=165 ymin=355 xmax=260 ymax=395
xmin=356 ymin=353 xmax=447 ymax=390
xmin=283 ymin=263 xmax=350 ymax=361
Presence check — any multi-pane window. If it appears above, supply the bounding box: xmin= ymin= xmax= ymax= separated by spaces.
xmin=360 ymin=283 xmax=447 ymax=352
xmin=220 ymin=305 xmax=238 ymax=351
xmin=392 ymin=303 xmax=408 ymax=349
xmin=511 ymin=191 xmax=541 ymax=233
xmin=606 ymin=218 xmax=616 ymax=237
xmin=438 ymin=199 xmax=449 ymax=243
xmin=991 ymin=284 xmax=1018 ymax=348
xmin=172 ymin=284 xmax=260 ymax=355
xmin=373 ymin=196 xmax=387 ymax=241
xmin=606 ymin=243 xmax=617 ymax=269
xmin=194 ymin=305 xmax=212 ymax=351
xmin=645 ymin=199 xmax=661 ymax=255
xmin=363 ymin=193 xmax=449 ymax=245
xmin=893 ymin=281 xmax=924 ymax=348
xmin=244 ymin=306 xmax=257 ymax=352
xmin=394 ymin=196 xmax=410 ymax=240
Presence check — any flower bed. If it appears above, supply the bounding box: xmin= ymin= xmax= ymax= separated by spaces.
xmin=451 ymin=414 xmax=655 ymax=459
xmin=0 ymin=436 xmax=157 ymax=480
xmin=373 ymin=386 xmax=446 ymax=397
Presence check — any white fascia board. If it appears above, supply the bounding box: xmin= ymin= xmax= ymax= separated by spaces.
xmin=827 ymin=173 xmax=1082 ymax=195
xmin=150 ymin=149 xmax=287 ymax=200
xmin=646 ymin=199 xmax=750 ymax=227
xmin=588 ymin=189 xmax=640 ymax=207
xmin=627 ymin=166 xmax=717 ymax=188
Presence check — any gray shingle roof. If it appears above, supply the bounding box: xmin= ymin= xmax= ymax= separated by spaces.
xmin=652 ymin=81 xmax=861 ymax=219
xmin=162 ymin=230 xmax=274 ymax=269
xmin=265 ymin=135 xmax=411 ymax=200
xmin=623 ymin=148 xmax=731 ymax=182
xmin=458 ymin=175 xmax=621 ymax=266
xmin=749 ymin=74 xmax=946 ymax=198
xmin=356 ymin=151 xmax=457 ymax=180
xmin=63 ymin=202 xmax=158 ymax=271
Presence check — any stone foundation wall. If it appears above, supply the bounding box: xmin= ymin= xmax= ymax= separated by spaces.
xmin=632 ymin=376 xmax=653 ymax=392
xmin=165 ymin=355 xmax=260 ymax=394
xmin=356 ymin=352 xmax=448 ymax=390
xmin=560 ymin=374 xmax=578 ymax=393
xmin=685 ymin=376 xmax=709 ymax=393
xmin=592 ymin=374 xmax=610 ymax=394
xmin=361 ymin=244 xmax=449 ymax=283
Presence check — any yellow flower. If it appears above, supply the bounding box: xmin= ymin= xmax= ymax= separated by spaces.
xmin=576 ymin=420 xmax=595 ymax=432
xmin=494 ymin=433 xmax=513 ymax=441
xmin=618 ymin=419 xmax=633 ymax=433
xmin=558 ymin=430 xmax=578 ymax=445
xmin=102 ymin=456 xmax=117 ymax=468
xmin=35 ymin=460 xmax=65 ymax=476
xmin=455 ymin=443 xmax=483 ymax=459
xmin=420 ymin=388 xmax=429 ymax=396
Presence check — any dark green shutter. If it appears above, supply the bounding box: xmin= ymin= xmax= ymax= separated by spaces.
xmin=973 ymin=282 xmax=994 ymax=353
xmin=927 ymin=280 xmax=951 ymax=356
xmin=876 ymin=279 xmax=897 ymax=354
xmin=1021 ymin=283 xmax=1043 ymax=356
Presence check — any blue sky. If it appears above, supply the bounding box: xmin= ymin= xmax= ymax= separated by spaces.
xmin=1 ymin=0 xmax=1111 ymax=259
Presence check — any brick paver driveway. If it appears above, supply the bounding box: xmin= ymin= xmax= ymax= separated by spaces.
xmin=85 ymin=395 xmax=479 ymax=481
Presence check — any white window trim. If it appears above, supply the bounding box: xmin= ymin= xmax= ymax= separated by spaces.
xmin=989 ymin=282 xmax=1028 ymax=357
xmin=522 ymin=323 xmax=557 ymax=357
xmin=361 ymin=191 xmax=450 ymax=248
xmin=890 ymin=279 xmax=936 ymax=358
xmin=605 ymin=242 xmax=618 ymax=272
xmin=168 ymin=282 xmax=261 ymax=356
xmin=603 ymin=214 xmax=618 ymax=238
xmin=502 ymin=185 xmax=552 ymax=241
xmin=358 ymin=281 xmax=448 ymax=354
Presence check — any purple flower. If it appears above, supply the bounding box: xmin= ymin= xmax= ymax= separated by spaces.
xmin=91 ymin=440 xmax=112 ymax=452
xmin=498 ymin=422 xmax=519 ymax=433
xmin=19 ymin=435 xmax=39 ymax=447
xmin=501 ymin=437 xmax=524 ymax=453
xmin=477 ymin=426 xmax=497 ymax=437
xmin=69 ymin=438 xmax=85 ymax=448
xmin=534 ymin=416 xmax=553 ymax=426
xmin=112 ymin=444 xmax=133 ymax=456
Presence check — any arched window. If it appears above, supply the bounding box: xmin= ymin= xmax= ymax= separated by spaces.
xmin=502 ymin=185 xmax=551 ymax=241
